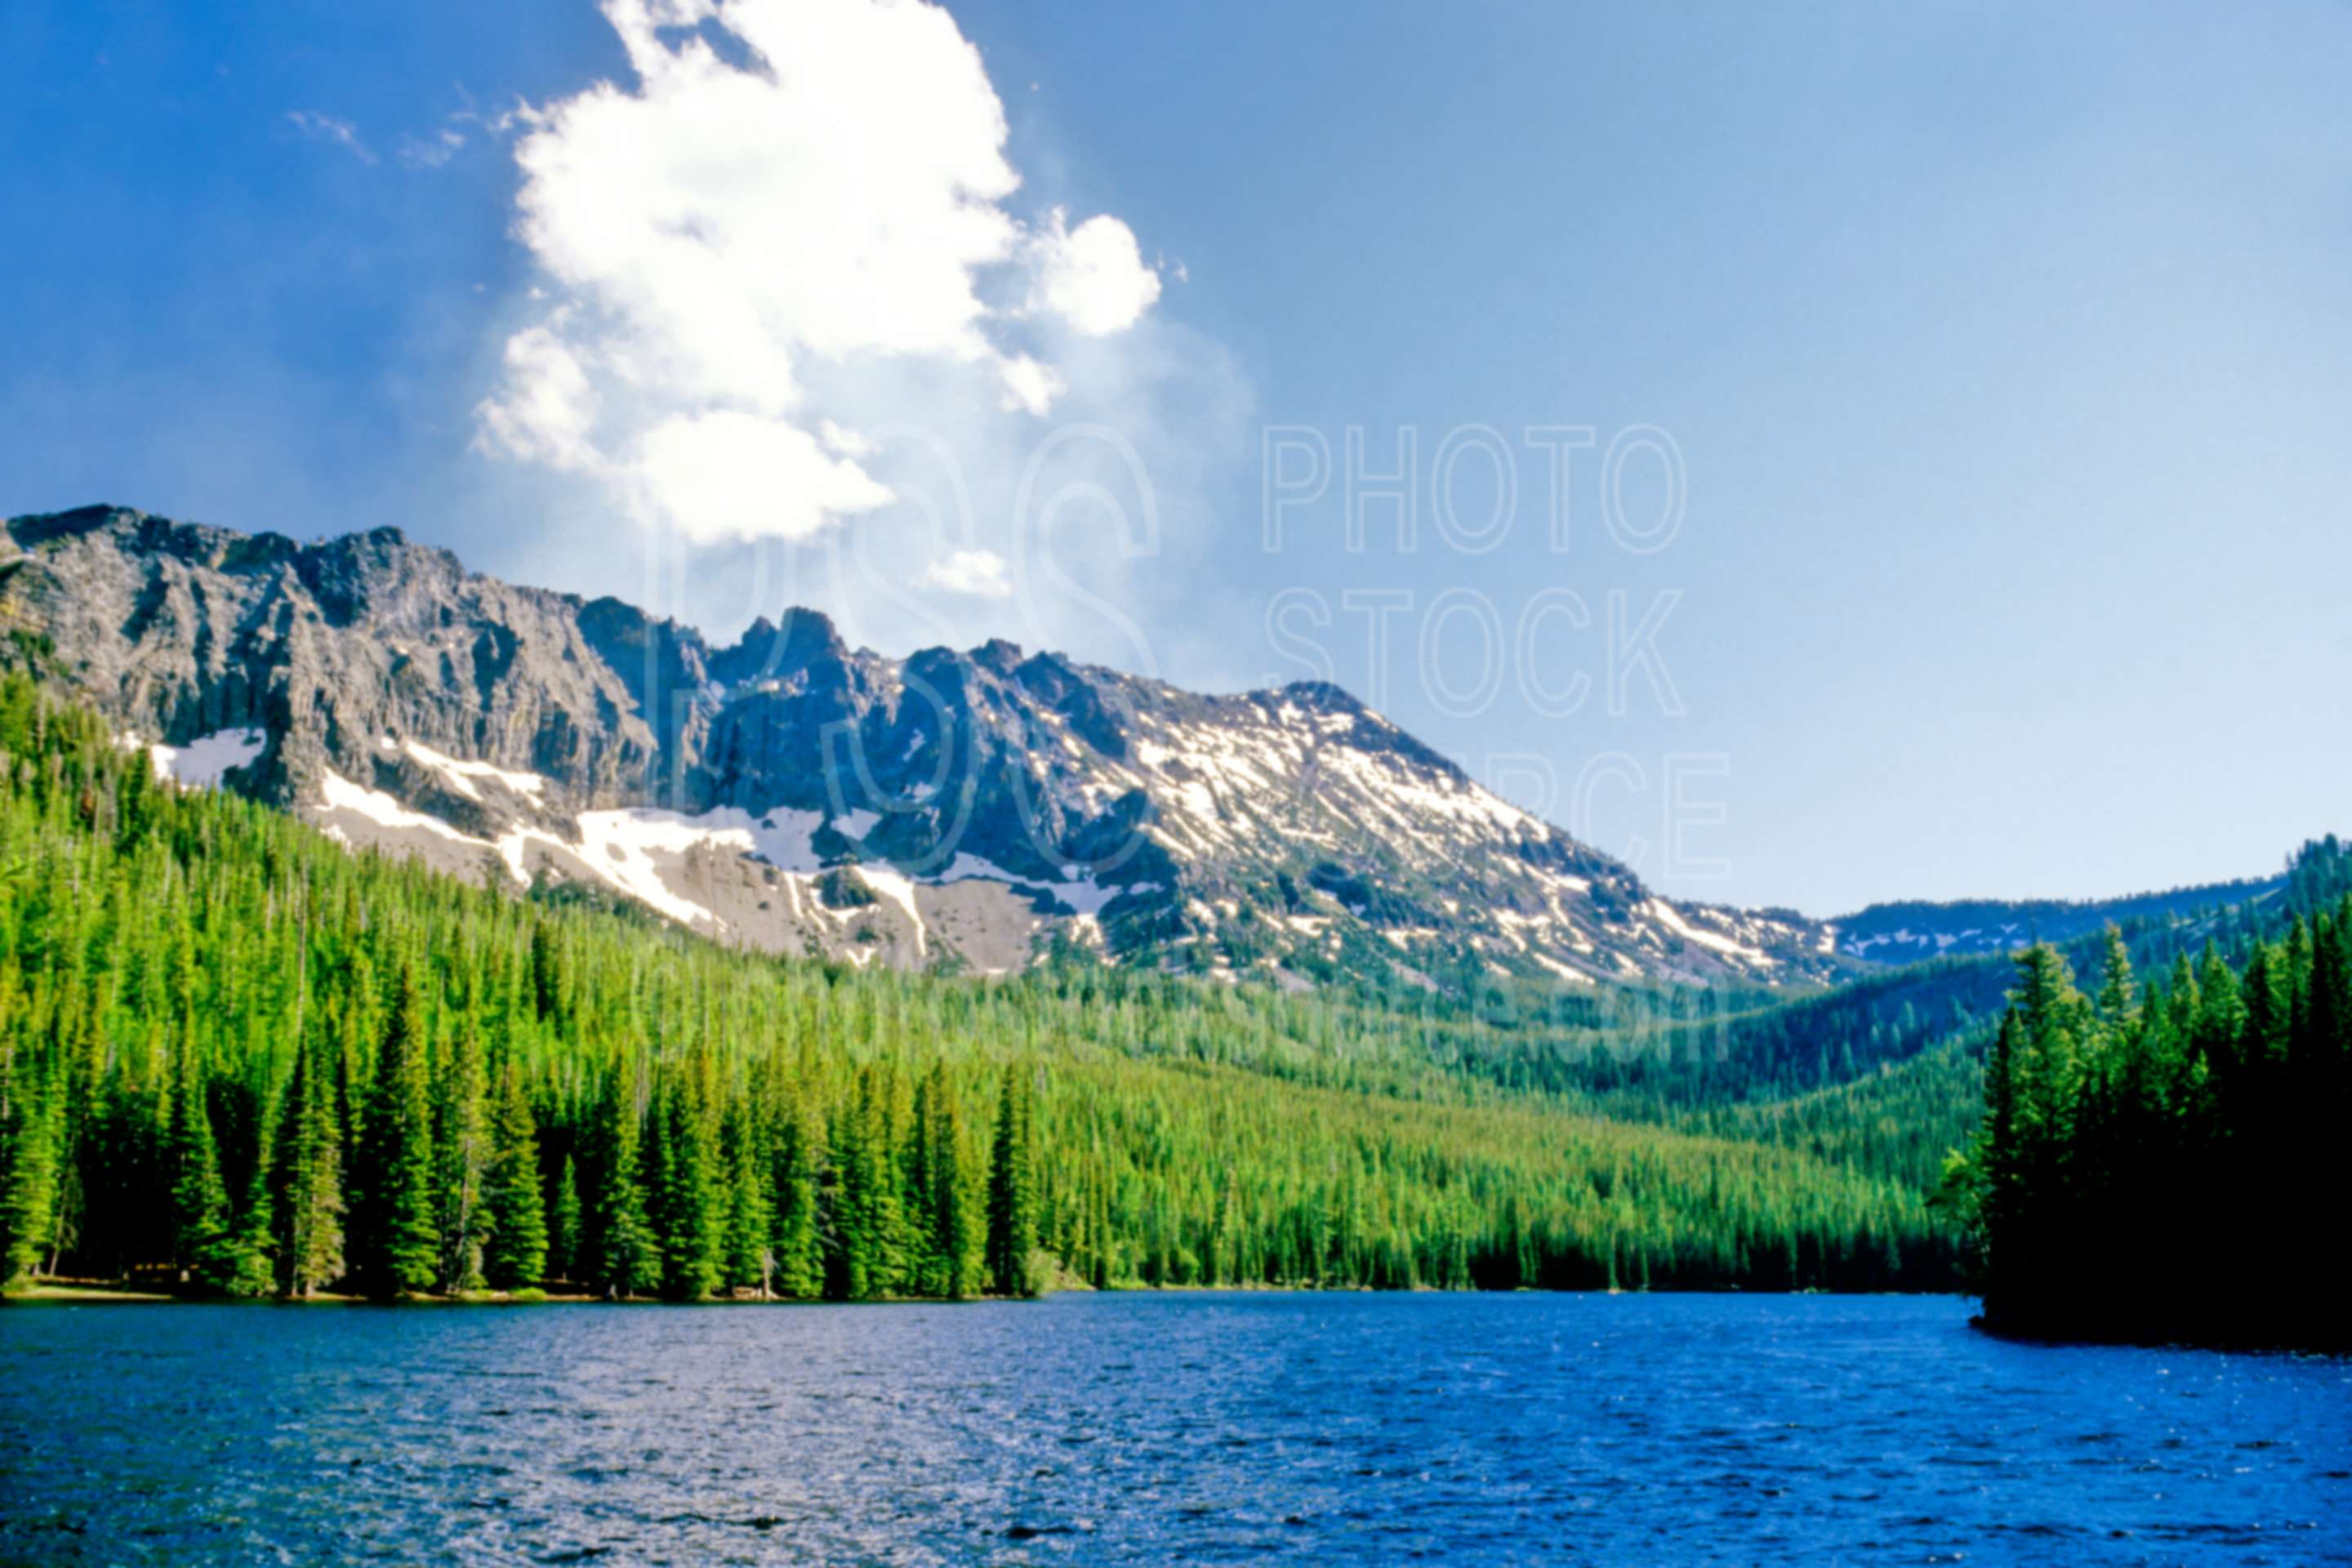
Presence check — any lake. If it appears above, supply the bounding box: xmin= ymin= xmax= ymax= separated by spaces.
xmin=2 ymin=1294 xmax=2345 ymax=1566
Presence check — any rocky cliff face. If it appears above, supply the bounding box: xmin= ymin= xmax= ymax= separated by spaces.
xmin=2 ymin=505 xmax=1854 ymax=988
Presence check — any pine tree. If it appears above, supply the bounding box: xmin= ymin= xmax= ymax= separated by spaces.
xmin=836 ymin=1062 xmax=905 ymax=1298
xmin=547 ymin=1154 xmax=581 ymax=1285
xmin=480 ymin=1065 xmax=548 ymax=1290
xmin=274 ymin=1036 xmax=345 ymax=1296
xmin=434 ymin=1008 xmax=492 ymax=1294
xmin=929 ymin=1067 xmax=976 ymax=1299
xmin=586 ymin=1068 xmax=654 ymax=1298
xmin=0 ymin=1043 xmax=63 ymax=1290
xmin=2241 ymin=942 xmax=2288 ymax=1068
xmin=165 ymin=1036 xmax=234 ymax=1290
xmin=648 ymin=1067 xmax=723 ymax=1300
xmin=529 ymin=920 xmax=568 ymax=1029
xmin=220 ymin=1093 xmax=279 ymax=1298
xmin=2191 ymin=945 xmax=2247 ymax=1097
xmin=720 ymin=1097 xmax=774 ymax=1297
xmin=987 ymin=1066 xmax=1039 ymax=1297
xmin=904 ymin=1064 xmax=943 ymax=1298
xmin=826 ymin=1082 xmax=873 ymax=1300
xmin=353 ymin=964 xmax=439 ymax=1295
xmin=771 ymin=1097 xmax=824 ymax=1299
xmin=2094 ymin=925 xmax=2136 ymax=1024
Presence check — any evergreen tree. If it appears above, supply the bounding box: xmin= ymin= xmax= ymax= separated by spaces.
xmin=434 ymin=1008 xmax=492 ymax=1293
xmin=352 ymin=964 xmax=440 ymax=1295
xmin=480 ymin=1065 xmax=548 ymax=1290
xmin=0 ymin=1043 xmax=63 ymax=1290
xmin=647 ymin=1065 xmax=724 ymax=1300
xmin=220 ymin=1094 xmax=279 ymax=1298
xmin=825 ymin=1081 xmax=874 ymax=1300
xmin=2094 ymin=925 xmax=2137 ymax=1024
xmin=546 ymin=1154 xmax=581 ymax=1285
xmin=274 ymin=1036 xmax=345 ymax=1296
xmin=720 ymin=1098 xmax=774 ymax=1297
xmin=927 ymin=1064 xmax=976 ymax=1298
xmin=986 ymin=1067 xmax=1038 ymax=1297
xmin=832 ymin=1062 xmax=905 ymax=1298
xmin=771 ymin=1098 xmax=824 ymax=1299
xmin=904 ymin=1064 xmax=943 ymax=1298
xmin=586 ymin=1069 xmax=655 ymax=1298
xmin=165 ymin=1036 xmax=234 ymax=1290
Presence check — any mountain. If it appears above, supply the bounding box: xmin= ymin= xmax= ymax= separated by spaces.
xmin=1 ymin=505 xmax=1852 ymax=991
xmin=1828 ymin=876 xmax=2289 ymax=965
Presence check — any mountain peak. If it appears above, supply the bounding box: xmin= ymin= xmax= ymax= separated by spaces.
xmin=710 ymin=606 xmax=848 ymax=688
xmin=1280 ymin=678 xmax=1365 ymax=713
xmin=970 ymin=636 xmax=1024 ymax=675
xmin=0 ymin=506 xmax=1857 ymax=992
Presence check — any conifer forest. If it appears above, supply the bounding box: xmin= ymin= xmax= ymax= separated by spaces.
xmin=5 ymin=672 xmax=2347 ymax=1348
xmin=1944 ymin=925 xmax=2352 ymax=1348
xmin=0 ymin=680 xmax=1961 ymax=1302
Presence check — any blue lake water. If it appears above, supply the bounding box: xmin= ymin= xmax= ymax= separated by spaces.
xmin=2 ymin=1293 xmax=2346 ymax=1566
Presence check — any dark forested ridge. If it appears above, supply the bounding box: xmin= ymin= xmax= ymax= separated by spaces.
xmin=1944 ymin=904 xmax=2352 ymax=1348
xmin=1829 ymin=875 xmax=2288 ymax=964
xmin=0 ymin=680 xmax=1959 ymax=1302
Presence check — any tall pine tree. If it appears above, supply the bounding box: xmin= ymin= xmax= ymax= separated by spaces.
xmin=274 ymin=1036 xmax=345 ymax=1297
xmin=480 ymin=1064 xmax=548 ymax=1290
xmin=353 ymin=964 xmax=440 ymax=1295
xmin=987 ymin=1067 xmax=1038 ymax=1297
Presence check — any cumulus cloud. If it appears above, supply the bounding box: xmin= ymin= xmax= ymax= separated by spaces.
xmin=474 ymin=0 xmax=1168 ymax=546
xmin=634 ymin=409 xmax=893 ymax=545
xmin=1027 ymin=210 xmax=1163 ymax=336
xmin=919 ymin=547 xmax=1013 ymax=599
xmin=476 ymin=322 xmax=598 ymax=469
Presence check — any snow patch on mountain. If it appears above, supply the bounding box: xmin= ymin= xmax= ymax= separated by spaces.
xmin=118 ymin=726 xmax=267 ymax=788
xmin=320 ymin=769 xmax=491 ymax=845
xmin=383 ymin=734 xmax=548 ymax=803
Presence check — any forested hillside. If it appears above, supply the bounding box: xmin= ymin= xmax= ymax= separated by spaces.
xmin=1558 ymin=844 xmax=2350 ymax=1196
xmin=1944 ymin=922 xmax=2352 ymax=1348
xmin=0 ymin=679 xmax=1958 ymax=1301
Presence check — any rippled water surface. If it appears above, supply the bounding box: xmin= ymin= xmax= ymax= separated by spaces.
xmin=2 ymin=1294 xmax=2347 ymax=1566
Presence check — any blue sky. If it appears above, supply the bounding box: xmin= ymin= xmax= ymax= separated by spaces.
xmin=5 ymin=0 xmax=2350 ymax=915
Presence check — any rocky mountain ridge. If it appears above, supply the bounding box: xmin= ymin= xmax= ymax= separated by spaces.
xmin=0 ymin=505 xmax=1908 ymax=989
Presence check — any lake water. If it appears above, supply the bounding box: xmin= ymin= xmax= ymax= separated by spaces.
xmin=2 ymin=1294 xmax=2345 ymax=1566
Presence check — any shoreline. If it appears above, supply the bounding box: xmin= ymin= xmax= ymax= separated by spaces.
xmin=4 ymin=1279 xmax=1971 ymax=1307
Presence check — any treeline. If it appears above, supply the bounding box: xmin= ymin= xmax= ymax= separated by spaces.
xmin=1688 ymin=1037 xmax=1989 ymax=1197
xmin=1569 ymin=841 xmax=2352 ymax=1183
xmin=1944 ymin=925 xmax=2352 ymax=1348
xmin=0 ymin=680 xmax=1957 ymax=1300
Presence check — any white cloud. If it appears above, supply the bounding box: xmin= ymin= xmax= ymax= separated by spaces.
xmin=396 ymin=127 xmax=467 ymax=170
xmin=474 ymin=0 xmax=1168 ymax=545
xmin=476 ymin=322 xmax=598 ymax=470
xmin=1028 ymin=209 xmax=1163 ymax=336
xmin=287 ymin=111 xmax=376 ymax=163
xmin=818 ymin=420 xmax=873 ymax=458
xmin=919 ymin=547 xmax=1013 ymax=599
xmin=997 ymin=354 xmax=1064 ymax=416
xmin=634 ymin=409 xmax=893 ymax=545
